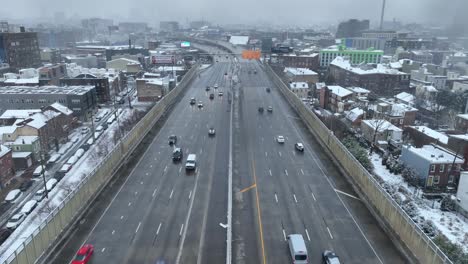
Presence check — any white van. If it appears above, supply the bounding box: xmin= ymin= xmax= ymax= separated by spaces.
xmin=5 ymin=189 xmax=22 ymax=203
xmin=287 ymin=234 xmax=308 ymax=264
xmin=185 ymin=154 xmax=197 ymax=170
xmin=20 ymin=200 xmax=38 ymax=215
xmin=95 ymin=125 xmax=104 ymax=133
xmin=47 ymin=153 xmax=61 ymax=165
xmin=46 ymin=179 xmax=58 ymax=191
xmin=86 ymin=138 xmax=94 ymax=145
xmin=107 ymin=116 xmax=115 ymax=124
xmin=33 ymin=166 xmax=44 ymax=177
xmin=66 ymin=155 xmax=78 ymax=165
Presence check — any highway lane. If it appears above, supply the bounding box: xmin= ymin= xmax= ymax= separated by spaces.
xmin=232 ymin=60 xmax=406 ymax=264
xmin=50 ymin=59 xmax=233 ymax=264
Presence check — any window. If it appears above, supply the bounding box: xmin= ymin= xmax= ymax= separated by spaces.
xmin=448 ymin=175 xmax=455 ymax=184
xmin=15 ymin=146 xmax=20 ymax=151
xmin=430 ymin=164 xmax=435 ymax=172
xmin=434 ymin=175 xmax=440 ymax=184
xmin=439 ymin=164 xmax=445 ymax=172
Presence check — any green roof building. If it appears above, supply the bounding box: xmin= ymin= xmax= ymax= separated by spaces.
xmin=319 ymin=45 xmax=383 ymax=67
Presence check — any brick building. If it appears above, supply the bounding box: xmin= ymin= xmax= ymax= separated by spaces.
xmin=279 ymin=54 xmax=319 ymax=71
xmin=319 ymin=85 xmax=353 ymax=113
xmin=60 ymin=73 xmax=110 ymax=103
xmin=400 ymin=144 xmax=463 ymax=192
xmin=39 ymin=63 xmax=67 ymax=85
xmin=0 ymin=145 xmax=14 ymax=187
xmin=329 ymin=56 xmax=410 ymax=96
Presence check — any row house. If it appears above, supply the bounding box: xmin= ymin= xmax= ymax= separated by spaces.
xmin=400 ymin=144 xmax=463 ymax=192
xmin=0 ymin=145 xmax=14 ymax=188
xmin=319 ymin=85 xmax=354 ymax=113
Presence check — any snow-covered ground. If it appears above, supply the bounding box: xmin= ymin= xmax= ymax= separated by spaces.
xmin=0 ymin=106 xmax=150 ymax=262
xmin=370 ymin=153 xmax=468 ymax=253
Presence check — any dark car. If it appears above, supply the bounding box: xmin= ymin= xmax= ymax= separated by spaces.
xmin=322 ymin=250 xmax=341 ymax=264
xmin=0 ymin=228 xmax=12 ymax=245
xmin=19 ymin=180 xmax=33 ymax=192
xmin=172 ymin=148 xmax=183 ymax=162
xmin=209 ymin=93 xmax=214 ymax=99
xmin=205 ymin=86 xmax=210 ymax=91
xmin=54 ymin=171 xmax=65 ymax=181
xmin=266 ymin=87 xmax=271 ymax=93
xmin=190 ymin=98 xmax=196 ymax=105
xmin=258 ymin=107 xmax=264 ymax=113
xmin=169 ymin=135 xmax=177 ymax=145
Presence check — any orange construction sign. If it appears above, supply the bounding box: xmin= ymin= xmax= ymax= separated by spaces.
xmin=242 ymin=50 xmax=261 ymax=60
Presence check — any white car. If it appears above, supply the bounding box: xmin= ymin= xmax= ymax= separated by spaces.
xmin=5 ymin=189 xmax=22 ymax=203
xmin=277 ymin=136 xmax=285 ymax=143
xmin=214 ymin=84 xmax=218 ymax=88
xmin=20 ymin=200 xmax=38 ymax=215
xmin=71 ymin=136 xmax=80 ymax=144
xmin=6 ymin=213 xmax=25 ymax=230
xmin=295 ymin=143 xmax=304 ymax=152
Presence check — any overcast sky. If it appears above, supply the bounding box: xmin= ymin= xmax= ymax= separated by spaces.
xmin=0 ymin=0 xmax=464 ymax=27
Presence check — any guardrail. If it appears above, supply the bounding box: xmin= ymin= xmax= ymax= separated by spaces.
xmin=1 ymin=64 xmax=200 ymax=264
xmin=263 ymin=63 xmax=452 ymax=264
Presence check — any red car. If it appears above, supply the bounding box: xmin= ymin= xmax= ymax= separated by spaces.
xmin=72 ymin=244 xmax=94 ymax=264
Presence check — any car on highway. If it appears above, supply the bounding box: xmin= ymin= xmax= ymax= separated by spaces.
xmin=185 ymin=154 xmax=197 ymax=171
xmin=6 ymin=213 xmax=25 ymax=230
xmin=198 ymin=101 xmax=203 ymax=108
xmin=254 ymin=70 xmax=257 ymax=74
xmin=258 ymin=106 xmax=264 ymax=113
xmin=267 ymin=106 xmax=273 ymax=112
xmin=277 ymin=135 xmax=285 ymax=143
xmin=295 ymin=143 xmax=304 ymax=152
xmin=72 ymin=244 xmax=94 ymax=264
xmin=19 ymin=180 xmax=33 ymax=192
xmin=172 ymin=148 xmax=183 ymax=162
xmin=214 ymin=83 xmax=218 ymax=89
xmin=0 ymin=228 xmax=12 ymax=245
xmin=205 ymin=86 xmax=210 ymax=91
xmin=190 ymin=98 xmax=196 ymax=105
xmin=266 ymin=87 xmax=271 ymax=93
xmin=322 ymin=250 xmax=341 ymax=264
xmin=218 ymin=91 xmax=223 ymax=96
xmin=287 ymin=234 xmax=308 ymax=264
xmin=209 ymin=93 xmax=214 ymax=99
xmin=20 ymin=200 xmax=38 ymax=215
xmin=5 ymin=189 xmax=22 ymax=203
xmin=168 ymin=135 xmax=177 ymax=145
xmin=208 ymin=127 xmax=216 ymax=136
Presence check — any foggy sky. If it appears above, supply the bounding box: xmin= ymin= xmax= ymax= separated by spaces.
xmin=0 ymin=0 xmax=461 ymax=27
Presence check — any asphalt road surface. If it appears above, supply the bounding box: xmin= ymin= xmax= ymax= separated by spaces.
xmin=231 ymin=60 xmax=405 ymax=264
xmin=49 ymin=54 xmax=406 ymax=264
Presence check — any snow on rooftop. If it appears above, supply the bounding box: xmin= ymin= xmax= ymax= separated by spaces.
xmin=289 ymin=82 xmax=309 ymax=89
xmin=331 ymin=56 xmax=407 ymax=75
xmin=362 ymin=119 xmax=402 ymax=132
xmin=0 ymin=109 xmax=41 ymax=119
xmin=395 ymin=92 xmax=415 ymax=104
xmin=229 ymin=36 xmax=249 ymax=45
xmin=404 ymin=145 xmax=463 ymax=164
xmin=327 ymin=85 xmax=353 ymax=97
xmin=4 ymin=77 xmax=39 ymax=84
xmin=410 ymin=126 xmax=448 ymax=144
xmin=345 ymin=108 xmax=364 ymax=122
xmin=348 ymin=87 xmax=370 ymax=94
xmin=0 ymin=126 xmax=17 ymax=135
xmin=457 ymin=114 xmax=468 ymax=121
xmin=11 ymin=151 xmax=31 ymax=158
xmin=0 ymin=144 xmax=10 ymax=157
xmin=49 ymin=102 xmax=73 ymax=116
xmin=284 ymin=67 xmax=318 ymax=76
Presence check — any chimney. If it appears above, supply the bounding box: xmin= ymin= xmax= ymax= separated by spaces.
xmin=22 ymin=139 xmax=25 ymax=144
xmin=20 ymin=26 xmax=25 ymax=33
